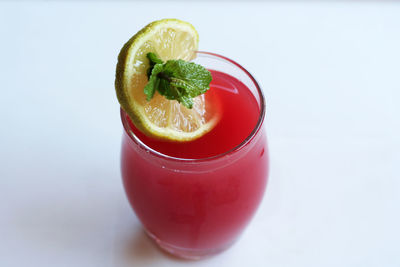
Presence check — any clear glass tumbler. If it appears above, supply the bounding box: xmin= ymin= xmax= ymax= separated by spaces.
xmin=120 ymin=52 xmax=269 ymax=259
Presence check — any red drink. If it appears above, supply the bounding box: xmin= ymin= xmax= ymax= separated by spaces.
xmin=129 ymin=70 xmax=260 ymax=159
xmin=120 ymin=52 xmax=268 ymax=259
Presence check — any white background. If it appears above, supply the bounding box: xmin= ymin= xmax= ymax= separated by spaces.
xmin=1 ymin=1 xmax=399 ymax=266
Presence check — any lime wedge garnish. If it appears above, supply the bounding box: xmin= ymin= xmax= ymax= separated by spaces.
xmin=115 ymin=19 xmax=219 ymax=141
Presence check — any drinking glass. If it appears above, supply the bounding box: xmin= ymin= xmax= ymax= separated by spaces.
xmin=120 ymin=52 xmax=269 ymax=259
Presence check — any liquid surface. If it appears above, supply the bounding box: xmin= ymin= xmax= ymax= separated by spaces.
xmin=127 ymin=69 xmax=260 ymax=158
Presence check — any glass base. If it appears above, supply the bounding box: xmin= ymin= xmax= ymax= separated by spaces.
xmin=144 ymin=229 xmax=235 ymax=260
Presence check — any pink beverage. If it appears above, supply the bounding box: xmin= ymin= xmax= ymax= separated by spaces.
xmin=120 ymin=52 xmax=268 ymax=259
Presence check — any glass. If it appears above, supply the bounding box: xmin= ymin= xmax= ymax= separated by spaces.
xmin=120 ymin=52 xmax=269 ymax=259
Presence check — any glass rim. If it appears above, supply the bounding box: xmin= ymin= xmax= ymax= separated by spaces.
xmin=120 ymin=51 xmax=266 ymax=163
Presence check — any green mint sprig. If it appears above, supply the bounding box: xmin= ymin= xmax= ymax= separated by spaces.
xmin=144 ymin=52 xmax=212 ymax=109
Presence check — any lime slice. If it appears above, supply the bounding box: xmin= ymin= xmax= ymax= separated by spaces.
xmin=115 ymin=19 xmax=219 ymax=141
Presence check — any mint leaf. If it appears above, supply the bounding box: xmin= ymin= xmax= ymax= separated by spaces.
xmin=147 ymin=52 xmax=163 ymax=65
xmin=146 ymin=52 xmax=163 ymax=79
xmin=144 ymin=63 xmax=163 ymax=101
xmin=164 ymin=60 xmax=212 ymax=97
xmin=144 ymin=53 xmax=212 ymax=109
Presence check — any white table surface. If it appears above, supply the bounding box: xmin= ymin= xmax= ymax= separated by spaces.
xmin=1 ymin=1 xmax=399 ymax=266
